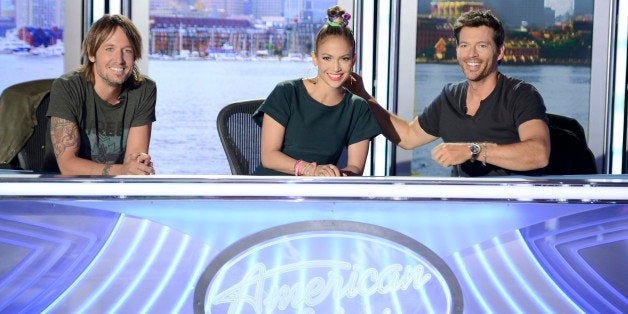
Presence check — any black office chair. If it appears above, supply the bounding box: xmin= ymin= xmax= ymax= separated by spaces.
xmin=545 ymin=113 xmax=597 ymax=175
xmin=0 ymin=79 xmax=58 ymax=172
xmin=216 ymin=99 xmax=264 ymax=175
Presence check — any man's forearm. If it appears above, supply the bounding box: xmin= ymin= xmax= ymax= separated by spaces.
xmin=483 ymin=139 xmax=550 ymax=171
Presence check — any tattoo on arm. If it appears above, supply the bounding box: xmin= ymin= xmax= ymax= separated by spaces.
xmin=102 ymin=162 xmax=113 ymax=176
xmin=50 ymin=117 xmax=79 ymax=159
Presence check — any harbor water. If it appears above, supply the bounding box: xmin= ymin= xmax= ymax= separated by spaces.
xmin=0 ymin=55 xmax=590 ymax=176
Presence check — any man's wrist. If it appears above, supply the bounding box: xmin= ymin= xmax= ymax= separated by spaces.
xmin=469 ymin=143 xmax=481 ymax=162
xmin=102 ymin=162 xmax=113 ymax=176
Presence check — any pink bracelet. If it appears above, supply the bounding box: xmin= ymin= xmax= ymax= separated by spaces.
xmin=294 ymin=160 xmax=304 ymax=176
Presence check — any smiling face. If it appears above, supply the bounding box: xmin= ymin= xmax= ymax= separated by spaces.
xmin=312 ymin=35 xmax=356 ymax=89
xmin=456 ymin=25 xmax=504 ymax=83
xmin=89 ymin=26 xmax=135 ymax=90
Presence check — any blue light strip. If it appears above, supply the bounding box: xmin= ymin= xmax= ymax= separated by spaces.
xmin=74 ymin=218 xmax=150 ymax=312
xmin=472 ymin=243 xmax=522 ymax=312
xmin=107 ymin=226 xmax=170 ymax=312
xmin=556 ymin=224 xmax=626 ymax=311
xmin=141 ymin=233 xmax=190 ymax=312
xmin=174 ymin=245 xmax=210 ymax=312
xmin=0 ymin=226 xmax=71 ymax=309
xmin=452 ymin=251 xmax=491 ymax=312
xmin=521 ymin=233 xmax=585 ymax=312
xmin=42 ymin=215 xmax=124 ymax=313
xmin=547 ymin=226 xmax=615 ymax=309
xmin=492 ymin=235 xmax=552 ymax=312
xmin=0 ymin=237 xmax=37 ymax=287
xmin=570 ymin=236 xmax=625 ymax=311
xmin=0 ymin=240 xmax=39 ymax=308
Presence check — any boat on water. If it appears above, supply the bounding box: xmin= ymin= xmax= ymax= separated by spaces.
xmin=0 ymin=34 xmax=31 ymax=54
xmin=28 ymin=41 xmax=64 ymax=57
xmin=11 ymin=47 xmax=31 ymax=55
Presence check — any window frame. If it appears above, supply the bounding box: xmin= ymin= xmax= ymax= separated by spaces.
xmin=387 ymin=0 xmax=623 ymax=175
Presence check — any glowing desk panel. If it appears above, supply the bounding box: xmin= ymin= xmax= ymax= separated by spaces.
xmin=0 ymin=175 xmax=626 ymax=313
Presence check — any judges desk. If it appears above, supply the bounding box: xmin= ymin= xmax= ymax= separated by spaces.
xmin=0 ymin=174 xmax=626 ymax=313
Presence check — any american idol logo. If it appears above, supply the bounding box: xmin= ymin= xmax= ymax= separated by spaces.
xmin=194 ymin=221 xmax=463 ymax=313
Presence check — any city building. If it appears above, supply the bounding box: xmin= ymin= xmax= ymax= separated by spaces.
xmin=15 ymin=0 xmax=62 ymax=29
xmin=430 ymin=1 xmax=484 ymax=21
xmin=574 ymin=0 xmax=594 ymax=18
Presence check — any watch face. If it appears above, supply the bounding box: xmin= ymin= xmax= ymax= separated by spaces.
xmin=470 ymin=143 xmax=481 ymax=154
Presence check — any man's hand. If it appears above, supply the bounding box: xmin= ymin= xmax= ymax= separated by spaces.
xmin=343 ymin=72 xmax=370 ymax=99
xmin=121 ymin=152 xmax=155 ymax=175
xmin=431 ymin=142 xmax=473 ymax=167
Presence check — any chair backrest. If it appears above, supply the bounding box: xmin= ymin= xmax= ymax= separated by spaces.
xmin=545 ymin=113 xmax=597 ymax=175
xmin=0 ymin=79 xmax=58 ymax=172
xmin=216 ymin=99 xmax=264 ymax=175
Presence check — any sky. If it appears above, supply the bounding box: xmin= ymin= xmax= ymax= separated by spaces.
xmin=545 ymin=0 xmax=574 ymax=16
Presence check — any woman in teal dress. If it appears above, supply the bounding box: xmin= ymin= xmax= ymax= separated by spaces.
xmin=253 ymin=5 xmax=381 ymax=176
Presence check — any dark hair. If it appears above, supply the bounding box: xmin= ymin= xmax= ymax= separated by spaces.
xmin=453 ymin=10 xmax=505 ymax=49
xmin=78 ymin=14 xmax=144 ymax=86
xmin=314 ymin=5 xmax=355 ymax=54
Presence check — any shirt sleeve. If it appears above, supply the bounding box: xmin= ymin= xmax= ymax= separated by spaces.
xmin=130 ymin=78 xmax=157 ymax=127
xmin=511 ymin=82 xmax=548 ymax=128
xmin=347 ymin=96 xmax=382 ymax=145
xmin=46 ymin=74 xmax=85 ymax=123
xmin=417 ymin=86 xmax=448 ymax=137
xmin=252 ymin=80 xmax=293 ymax=127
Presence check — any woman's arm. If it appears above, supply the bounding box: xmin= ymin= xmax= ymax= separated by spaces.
xmin=260 ymin=114 xmax=344 ymax=176
xmin=341 ymin=139 xmax=371 ymax=176
xmin=260 ymin=114 xmax=304 ymax=175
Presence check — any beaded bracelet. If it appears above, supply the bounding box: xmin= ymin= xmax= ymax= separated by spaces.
xmin=294 ymin=160 xmax=304 ymax=176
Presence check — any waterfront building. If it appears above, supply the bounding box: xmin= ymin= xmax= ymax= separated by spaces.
xmin=429 ymin=1 xmax=484 ymax=21
xmin=15 ymin=0 xmax=62 ymax=29
xmin=503 ymin=39 xmax=540 ymax=63
xmin=416 ymin=16 xmax=452 ymax=60
xmin=574 ymin=0 xmax=594 ymax=18
xmin=482 ymin=0 xmax=553 ymax=29
xmin=150 ymin=16 xmax=266 ymax=58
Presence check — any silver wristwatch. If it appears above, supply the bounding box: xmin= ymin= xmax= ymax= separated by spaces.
xmin=469 ymin=143 xmax=481 ymax=162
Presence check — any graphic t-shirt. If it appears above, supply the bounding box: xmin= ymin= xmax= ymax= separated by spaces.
xmin=47 ymin=72 xmax=156 ymax=163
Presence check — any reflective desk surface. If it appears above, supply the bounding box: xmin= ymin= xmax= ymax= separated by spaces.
xmin=1 ymin=173 xmax=627 ymax=201
xmin=0 ymin=174 xmax=626 ymax=313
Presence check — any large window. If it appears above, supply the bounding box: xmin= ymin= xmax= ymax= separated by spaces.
xmin=2 ymin=0 xmax=626 ymax=175
xmin=0 ymin=0 xmax=64 ymax=92
xmin=146 ymin=0 xmax=339 ymax=174
xmin=395 ymin=0 xmax=598 ymax=176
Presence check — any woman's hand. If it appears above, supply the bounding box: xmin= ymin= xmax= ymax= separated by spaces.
xmin=312 ymin=163 xmax=341 ymax=177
